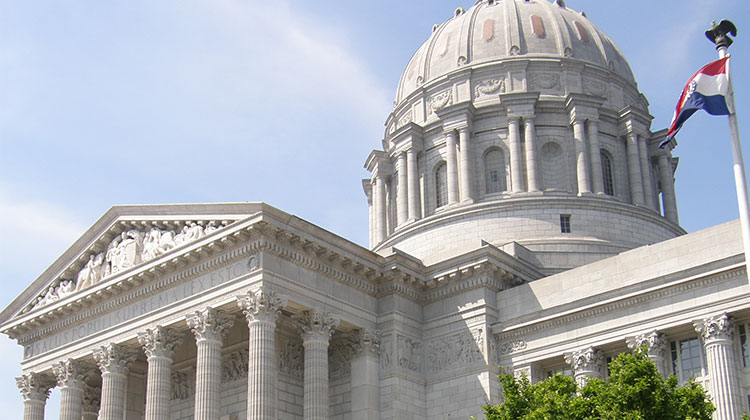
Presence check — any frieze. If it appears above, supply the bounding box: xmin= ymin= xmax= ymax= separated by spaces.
xmin=475 ymin=78 xmax=506 ymax=98
xmin=397 ymin=110 xmax=413 ymax=128
xmin=529 ymin=73 xmax=560 ymax=91
xmin=222 ymin=347 xmax=249 ymax=383
xmin=25 ymin=221 xmax=227 ymax=313
xmin=397 ymin=335 xmax=422 ymax=374
xmin=426 ymin=329 xmax=484 ymax=374
xmin=279 ymin=336 xmax=304 ymax=379
xmin=497 ymin=339 xmax=527 ymax=356
xmin=171 ymin=367 xmax=195 ymax=400
xmin=429 ymin=90 xmax=452 ymax=112
xmin=583 ymin=79 xmax=608 ymax=97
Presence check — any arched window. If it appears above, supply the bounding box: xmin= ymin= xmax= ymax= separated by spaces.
xmin=484 ymin=149 xmax=507 ymax=194
xmin=601 ymin=151 xmax=615 ymax=196
xmin=436 ymin=162 xmax=448 ymax=208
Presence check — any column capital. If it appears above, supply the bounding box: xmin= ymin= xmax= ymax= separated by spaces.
xmin=353 ymin=328 xmax=382 ymax=357
xmin=565 ymin=93 xmax=604 ymax=124
xmin=138 ymin=326 xmax=184 ymax=359
xmin=94 ymin=343 xmax=137 ymax=376
xmin=52 ymin=359 xmax=92 ymax=389
xmin=694 ymin=313 xmax=734 ymax=343
xmin=16 ymin=372 xmax=55 ymax=402
xmin=82 ymin=384 xmax=101 ymax=414
xmin=186 ymin=307 xmax=235 ymax=342
xmin=237 ymin=289 xmax=288 ymax=324
xmin=564 ymin=346 xmax=604 ymax=375
xmin=294 ymin=309 xmax=340 ymax=344
xmin=626 ymin=330 xmax=668 ymax=358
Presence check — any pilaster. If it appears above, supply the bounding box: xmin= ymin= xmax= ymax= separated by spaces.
xmin=351 ymin=328 xmax=381 ymax=420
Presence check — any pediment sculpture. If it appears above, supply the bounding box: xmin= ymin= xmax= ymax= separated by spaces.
xmin=23 ymin=221 xmax=225 ymax=313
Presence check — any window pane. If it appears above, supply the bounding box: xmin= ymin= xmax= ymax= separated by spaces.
xmin=485 ymin=150 xmax=506 ymax=194
xmin=436 ymin=163 xmax=448 ymax=208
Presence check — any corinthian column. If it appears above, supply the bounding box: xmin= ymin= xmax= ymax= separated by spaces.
xmin=445 ymin=130 xmax=459 ymax=204
xmin=626 ymin=331 xmax=668 ymax=377
xmin=294 ymin=309 xmax=340 ymax=420
xmin=93 ymin=343 xmax=137 ymax=420
xmin=16 ymin=373 xmax=55 ymax=420
xmin=564 ymin=346 xmax=603 ymax=387
xmin=237 ymin=290 xmax=288 ymax=420
xmin=351 ymin=328 xmax=381 ymax=420
xmin=187 ymin=307 xmax=235 ymax=420
xmin=82 ymin=384 xmax=101 ymax=420
xmin=694 ymin=314 xmax=743 ymax=420
xmin=52 ymin=359 xmax=90 ymax=420
xmin=138 ymin=326 xmax=183 ymax=420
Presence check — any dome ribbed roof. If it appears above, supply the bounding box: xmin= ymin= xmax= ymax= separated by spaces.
xmin=395 ymin=0 xmax=636 ymax=105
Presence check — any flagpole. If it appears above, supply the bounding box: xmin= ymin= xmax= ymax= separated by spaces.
xmin=706 ymin=21 xmax=750 ymax=280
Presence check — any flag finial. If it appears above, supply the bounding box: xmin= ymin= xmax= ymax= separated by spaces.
xmin=706 ymin=20 xmax=737 ymax=49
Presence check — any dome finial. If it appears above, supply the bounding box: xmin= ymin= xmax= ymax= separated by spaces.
xmin=556 ymin=0 xmax=566 ymax=8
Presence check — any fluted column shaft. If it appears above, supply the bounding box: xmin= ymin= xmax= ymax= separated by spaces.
xmin=94 ymin=344 xmax=136 ymax=420
xmin=238 ymin=290 xmax=288 ymax=420
xmin=587 ymin=120 xmax=604 ymax=194
xmin=695 ymin=314 xmax=743 ymax=420
xmin=638 ymin=137 xmax=655 ymax=209
xmin=374 ymin=176 xmax=387 ymax=243
xmin=396 ymin=153 xmax=408 ymax=226
xmin=658 ymin=153 xmax=679 ymax=223
xmin=187 ymin=307 xmax=235 ymax=420
xmin=573 ymin=120 xmax=591 ymax=194
xmin=139 ymin=326 xmax=183 ymax=420
xmin=445 ymin=131 xmax=459 ymax=204
xmin=524 ymin=117 xmax=540 ymax=192
xmin=16 ymin=373 xmax=54 ymax=420
xmin=406 ymin=148 xmax=419 ymax=220
xmin=295 ymin=310 xmax=340 ymax=420
xmin=626 ymin=132 xmax=645 ymax=205
xmin=82 ymin=384 xmax=100 ymax=420
xmin=53 ymin=359 xmax=90 ymax=420
xmin=508 ymin=117 xmax=524 ymax=193
xmin=458 ymin=126 xmax=474 ymax=202
xmin=351 ymin=329 xmax=381 ymax=420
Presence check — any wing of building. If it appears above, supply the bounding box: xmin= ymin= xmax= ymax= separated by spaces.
xmin=3 ymin=1 xmax=748 ymax=420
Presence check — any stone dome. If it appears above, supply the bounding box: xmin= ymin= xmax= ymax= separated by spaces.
xmin=396 ymin=0 xmax=636 ymax=105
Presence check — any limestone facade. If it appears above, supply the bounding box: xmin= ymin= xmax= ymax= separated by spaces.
xmin=2 ymin=2 xmax=749 ymax=420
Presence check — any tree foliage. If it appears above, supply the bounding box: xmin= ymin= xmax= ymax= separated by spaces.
xmin=479 ymin=349 xmax=714 ymax=420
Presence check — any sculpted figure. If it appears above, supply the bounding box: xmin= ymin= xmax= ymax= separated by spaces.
xmin=142 ymin=228 xmax=176 ymax=262
xmin=174 ymin=222 xmax=205 ymax=246
xmin=57 ymin=279 xmax=75 ymax=299
xmin=106 ymin=230 xmax=144 ymax=275
xmin=76 ymin=253 xmax=104 ymax=290
xmin=204 ymin=221 xmax=220 ymax=235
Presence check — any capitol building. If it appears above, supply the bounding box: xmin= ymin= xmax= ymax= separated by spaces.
xmin=2 ymin=1 xmax=749 ymax=420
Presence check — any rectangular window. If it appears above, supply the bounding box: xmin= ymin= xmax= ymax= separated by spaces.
xmin=670 ymin=338 xmax=707 ymax=383
xmin=740 ymin=324 xmax=749 ymax=368
xmin=560 ymin=214 xmax=571 ymax=233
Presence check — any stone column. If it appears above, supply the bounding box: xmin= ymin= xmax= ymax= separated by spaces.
xmin=187 ymin=307 xmax=235 ymax=420
xmin=587 ymin=120 xmax=604 ymax=194
xmin=626 ymin=132 xmax=645 ymax=205
xmin=658 ymin=153 xmax=679 ymax=224
xmin=508 ymin=117 xmax=524 ymax=193
xmin=564 ymin=346 xmax=603 ymax=387
xmin=626 ymin=331 xmax=668 ymax=378
xmin=458 ymin=126 xmax=474 ymax=202
xmin=524 ymin=117 xmax=540 ymax=192
xmin=694 ymin=314 xmax=743 ymax=420
xmin=350 ymin=328 xmax=381 ymax=420
xmin=374 ymin=176 xmax=387 ymax=243
xmin=396 ymin=153 xmax=408 ymax=227
xmin=294 ymin=309 xmax=340 ymax=420
xmin=237 ymin=290 xmax=288 ymax=420
xmin=52 ymin=359 xmax=90 ymax=420
xmin=16 ymin=373 xmax=55 ymax=420
xmin=82 ymin=384 xmax=101 ymax=420
xmin=445 ymin=130 xmax=459 ymax=204
xmin=93 ymin=343 xmax=137 ymax=420
xmin=406 ymin=148 xmax=420 ymax=221
xmin=138 ymin=326 xmax=183 ymax=420
xmin=638 ymin=137 xmax=655 ymax=209
xmin=572 ymin=120 xmax=591 ymax=194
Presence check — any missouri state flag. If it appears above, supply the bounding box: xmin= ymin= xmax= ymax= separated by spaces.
xmin=660 ymin=57 xmax=733 ymax=148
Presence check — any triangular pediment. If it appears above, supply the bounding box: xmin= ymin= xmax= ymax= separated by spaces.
xmin=0 ymin=203 xmax=265 ymax=324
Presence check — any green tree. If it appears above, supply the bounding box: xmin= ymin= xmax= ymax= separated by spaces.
xmin=479 ymin=349 xmax=714 ymax=420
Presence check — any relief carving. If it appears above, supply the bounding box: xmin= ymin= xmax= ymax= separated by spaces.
xmin=426 ymin=329 xmax=484 ymax=374
xmin=26 ymin=221 xmax=228 ymax=311
xmin=222 ymin=348 xmax=249 ymax=383
xmin=429 ymin=90 xmax=452 ymax=112
xmin=497 ymin=339 xmax=527 ymax=356
xmin=397 ymin=335 xmax=422 ymax=374
xmin=529 ymin=74 xmax=560 ymax=90
xmin=397 ymin=110 xmax=413 ymax=128
xmin=279 ymin=336 xmax=304 ymax=379
xmin=475 ymin=78 xmax=506 ymax=98
xmin=583 ymin=79 xmax=608 ymax=97
xmin=329 ymin=337 xmax=356 ymax=380
xmin=171 ymin=368 xmax=195 ymax=400
xmin=380 ymin=335 xmax=393 ymax=370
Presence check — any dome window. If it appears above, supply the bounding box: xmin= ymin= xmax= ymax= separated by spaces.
xmin=575 ymin=21 xmax=590 ymax=43
xmin=483 ymin=19 xmax=495 ymax=41
xmin=436 ymin=163 xmax=448 ymax=208
xmin=601 ymin=151 xmax=615 ymax=196
xmin=530 ymin=15 xmax=545 ymax=38
xmin=484 ymin=149 xmax=507 ymax=194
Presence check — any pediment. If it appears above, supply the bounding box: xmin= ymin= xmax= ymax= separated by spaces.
xmin=1 ymin=203 xmax=264 ymax=324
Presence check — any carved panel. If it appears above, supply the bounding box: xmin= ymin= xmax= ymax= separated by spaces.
xmin=279 ymin=336 xmax=304 ymax=379
xmin=429 ymin=90 xmax=452 ymax=112
xmin=426 ymin=329 xmax=484 ymax=374
xmin=222 ymin=347 xmax=249 ymax=383
xmin=171 ymin=367 xmax=195 ymax=400
xmin=474 ymin=78 xmax=506 ymax=99
xmin=397 ymin=335 xmax=422 ymax=374
xmin=529 ymin=73 xmax=560 ymax=91
xmin=380 ymin=335 xmax=393 ymax=370
xmin=583 ymin=79 xmax=608 ymax=97
xmin=497 ymin=339 xmax=527 ymax=356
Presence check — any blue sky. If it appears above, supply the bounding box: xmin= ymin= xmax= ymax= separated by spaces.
xmin=0 ymin=0 xmax=747 ymax=417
